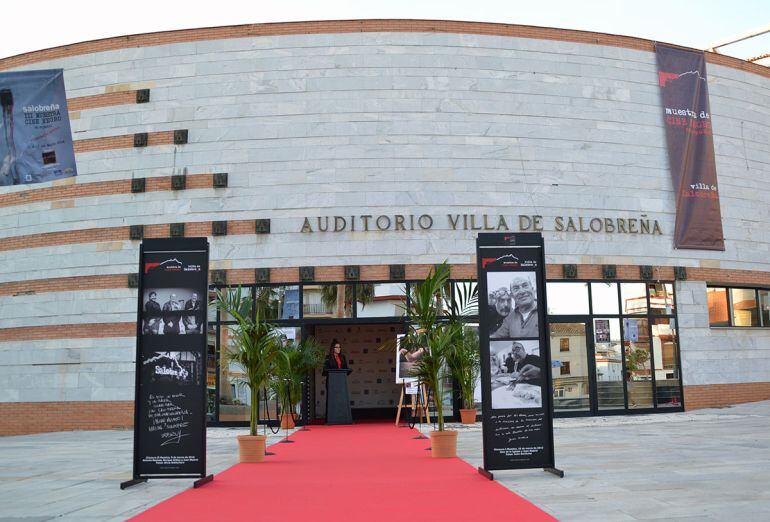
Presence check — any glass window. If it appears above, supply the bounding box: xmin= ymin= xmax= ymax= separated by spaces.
xmin=760 ymin=290 xmax=770 ymax=327
xmin=356 ymin=283 xmax=407 ymax=318
xmin=648 ymin=283 xmax=675 ymax=315
xmin=621 ymin=283 xmax=647 ymax=315
xmin=216 ymin=287 xmax=248 ymax=323
xmin=218 ymin=325 xmax=249 ymax=422
xmin=303 ymin=284 xmax=354 ymax=318
xmin=652 ymin=318 xmax=682 ymax=408
xmin=591 ymin=282 xmax=619 ymax=314
xmin=549 ymin=322 xmax=590 ymax=412
xmin=594 ymin=318 xmax=624 ymax=410
xmin=450 ymin=281 xmax=479 ymax=318
xmin=255 ymin=285 xmax=299 ymax=320
xmin=207 ymin=328 xmax=216 ymax=422
xmin=546 ymin=282 xmax=589 ymax=315
xmin=707 ymin=287 xmax=729 ymax=326
xmin=730 ymin=288 xmax=759 ymax=327
xmin=207 ymin=289 xmax=217 ymax=323
xmin=623 ymin=317 xmax=653 ymax=409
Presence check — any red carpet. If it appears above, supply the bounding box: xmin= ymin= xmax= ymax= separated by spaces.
xmin=131 ymin=424 xmax=555 ymax=521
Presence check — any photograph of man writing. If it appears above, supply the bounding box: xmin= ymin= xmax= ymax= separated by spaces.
xmin=489 ymin=273 xmax=538 ymax=339
xmin=489 ymin=340 xmax=543 ymax=409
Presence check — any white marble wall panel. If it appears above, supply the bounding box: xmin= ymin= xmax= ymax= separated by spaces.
xmin=679 ymin=281 xmax=770 ymax=387
xmin=0 ymin=289 xmax=136 ymax=328
xmin=0 ymin=330 xmax=137 ymax=403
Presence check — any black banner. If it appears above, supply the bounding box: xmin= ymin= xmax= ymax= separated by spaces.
xmin=656 ymin=44 xmax=725 ymax=251
xmin=131 ymin=238 xmax=209 ymax=479
xmin=477 ymin=233 xmax=556 ymax=472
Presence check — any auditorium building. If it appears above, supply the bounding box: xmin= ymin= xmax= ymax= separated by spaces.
xmin=1 ymin=20 xmax=769 ymax=435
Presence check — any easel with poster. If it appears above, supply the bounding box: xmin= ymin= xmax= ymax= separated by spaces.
xmin=394 ymin=380 xmax=431 ymax=426
xmin=394 ymin=333 xmax=431 ymax=426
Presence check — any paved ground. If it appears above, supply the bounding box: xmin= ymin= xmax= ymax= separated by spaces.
xmin=429 ymin=401 xmax=770 ymax=521
xmin=0 ymin=427 xmax=299 ymax=522
xmin=2 ymin=402 xmax=770 ymax=521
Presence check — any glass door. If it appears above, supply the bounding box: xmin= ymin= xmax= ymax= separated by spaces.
xmin=549 ymin=321 xmax=591 ymax=413
xmin=593 ymin=318 xmax=625 ymax=410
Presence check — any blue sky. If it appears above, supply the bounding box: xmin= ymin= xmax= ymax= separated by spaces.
xmin=1 ymin=0 xmax=768 ymax=61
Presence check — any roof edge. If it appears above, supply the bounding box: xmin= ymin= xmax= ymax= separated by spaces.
xmin=0 ymin=18 xmax=767 ymax=79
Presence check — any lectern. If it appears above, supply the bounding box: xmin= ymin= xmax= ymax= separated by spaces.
xmin=324 ymin=368 xmax=352 ymax=425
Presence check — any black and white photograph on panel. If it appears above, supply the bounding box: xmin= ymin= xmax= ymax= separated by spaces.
xmin=142 ymin=351 xmax=201 ymax=386
xmin=487 ymin=271 xmax=538 ymax=339
xmin=489 ymin=340 xmax=543 ymax=409
xmin=142 ymin=288 xmax=204 ymax=335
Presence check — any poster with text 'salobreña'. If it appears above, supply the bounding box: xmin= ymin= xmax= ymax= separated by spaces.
xmin=477 ymin=233 xmax=556 ymax=471
xmin=0 ymin=69 xmax=77 ymax=186
xmin=134 ymin=238 xmax=209 ymax=477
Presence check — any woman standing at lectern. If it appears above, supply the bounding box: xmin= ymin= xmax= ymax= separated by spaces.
xmin=323 ymin=339 xmax=349 ymax=421
xmin=323 ymin=339 xmax=348 ymax=371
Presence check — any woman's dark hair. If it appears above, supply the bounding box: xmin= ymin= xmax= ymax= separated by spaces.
xmin=328 ymin=338 xmax=341 ymax=357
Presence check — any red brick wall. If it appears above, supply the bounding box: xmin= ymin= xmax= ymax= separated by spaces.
xmin=0 ymin=173 xmax=215 ymax=209
xmin=684 ymin=382 xmax=770 ymax=410
xmin=73 ymin=130 xmax=175 ymax=153
xmin=67 ymin=91 xmax=139 ymax=111
xmin=0 ymin=401 xmax=134 ymax=436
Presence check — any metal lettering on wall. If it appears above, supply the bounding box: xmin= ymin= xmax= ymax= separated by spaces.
xmin=300 ymin=214 xmax=663 ymax=235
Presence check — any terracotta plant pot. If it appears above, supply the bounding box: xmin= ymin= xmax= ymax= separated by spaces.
xmin=279 ymin=413 xmax=296 ymax=430
xmin=237 ymin=434 xmax=267 ymax=463
xmin=459 ymin=408 xmax=477 ymax=424
xmin=429 ymin=430 xmax=458 ymax=458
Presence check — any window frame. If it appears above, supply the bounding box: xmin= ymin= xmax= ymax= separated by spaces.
xmin=708 ymin=284 xmax=769 ymax=328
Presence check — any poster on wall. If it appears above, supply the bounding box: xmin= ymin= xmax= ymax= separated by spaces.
xmin=0 ymin=69 xmax=77 ymax=186
xmin=656 ymin=44 xmax=724 ymax=251
xmin=122 ymin=238 xmax=211 ymax=490
xmin=595 ymin=319 xmax=611 ymax=343
xmin=476 ymin=233 xmax=561 ymax=478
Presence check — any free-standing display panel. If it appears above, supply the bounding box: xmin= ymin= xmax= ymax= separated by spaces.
xmin=476 ymin=233 xmax=561 ymax=477
xmin=122 ymin=237 xmax=212 ymax=489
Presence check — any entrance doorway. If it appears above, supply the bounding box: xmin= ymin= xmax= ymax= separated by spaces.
xmin=308 ymin=323 xmax=403 ymax=422
xmin=549 ymin=319 xmax=626 ymax=415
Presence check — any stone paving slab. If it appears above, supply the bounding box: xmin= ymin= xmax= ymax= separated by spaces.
xmin=1 ymin=402 xmax=770 ymax=521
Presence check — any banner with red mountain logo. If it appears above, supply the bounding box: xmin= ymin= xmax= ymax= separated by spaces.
xmin=656 ymin=44 xmax=725 ymax=251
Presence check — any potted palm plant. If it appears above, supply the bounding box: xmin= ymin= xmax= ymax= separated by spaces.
xmin=215 ymin=286 xmax=286 ymax=463
xmin=273 ymin=337 xmax=324 ymax=429
xmin=447 ymin=327 xmax=481 ymax=424
xmin=445 ymin=280 xmax=480 ymax=424
xmin=414 ymin=323 xmax=461 ymax=457
xmin=404 ymin=262 xmax=462 ymax=458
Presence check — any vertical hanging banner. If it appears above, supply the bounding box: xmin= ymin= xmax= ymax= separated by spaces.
xmin=656 ymin=44 xmax=725 ymax=251
xmin=476 ymin=233 xmax=561 ymax=478
xmin=0 ymin=69 xmax=77 ymax=186
xmin=121 ymin=238 xmax=212 ymax=489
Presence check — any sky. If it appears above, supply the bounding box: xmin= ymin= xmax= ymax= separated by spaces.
xmin=1 ymin=0 xmax=768 ymax=62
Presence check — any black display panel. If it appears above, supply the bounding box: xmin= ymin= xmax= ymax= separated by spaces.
xmin=132 ymin=238 xmax=209 ymax=478
xmin=477 ymin=233 xmax=556 ymax=472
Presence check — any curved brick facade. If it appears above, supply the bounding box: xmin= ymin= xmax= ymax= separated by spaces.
xmin=1 ymin=21 xmax=769 ymax=434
